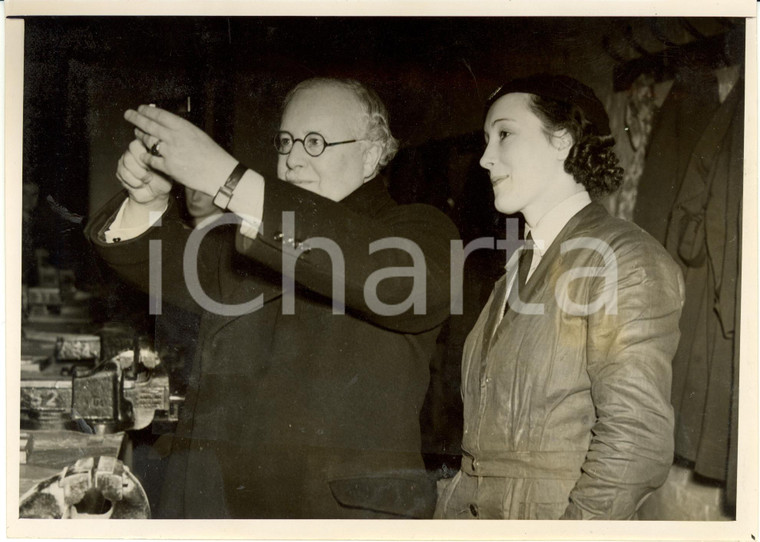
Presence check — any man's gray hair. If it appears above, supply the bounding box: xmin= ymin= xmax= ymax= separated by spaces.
xmin=282 ymin=78 xmax=399 ymax=178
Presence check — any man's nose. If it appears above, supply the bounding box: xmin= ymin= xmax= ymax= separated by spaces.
xmin=286 ymin=140 xmax=309 ymax=167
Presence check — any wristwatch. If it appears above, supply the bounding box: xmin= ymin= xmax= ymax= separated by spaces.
xmin=213 ymin=163 xmax=248 ymax=210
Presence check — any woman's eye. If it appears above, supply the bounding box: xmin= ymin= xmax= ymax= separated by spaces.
xmin=499 ymin=130 xmax=511 ymax=141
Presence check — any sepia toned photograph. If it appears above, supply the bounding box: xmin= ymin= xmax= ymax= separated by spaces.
xmin=5 ymin=1 xmax=757 ymax=539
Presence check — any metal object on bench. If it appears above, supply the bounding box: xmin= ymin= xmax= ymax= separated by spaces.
xmin=21 ymin=346 xmax=182 ymax=434
xmin=19 ymin=456 xmax=150 ymax=519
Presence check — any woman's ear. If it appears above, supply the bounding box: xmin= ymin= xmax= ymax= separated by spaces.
xmin=362 ymin=142 xmax=383 ymax=181
xmin=552 ymin=129 xmax=573 ymax=160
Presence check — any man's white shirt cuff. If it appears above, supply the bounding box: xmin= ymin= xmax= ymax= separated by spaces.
xmin=104 ymin=198 xmax=168 ymax=243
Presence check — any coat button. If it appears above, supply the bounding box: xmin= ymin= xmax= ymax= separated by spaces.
xmin=469 ymin=503 xmax=479 ymax=517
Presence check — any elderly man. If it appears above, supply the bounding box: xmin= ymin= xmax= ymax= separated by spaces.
xmin=86 ymin=78 xmax=458 ymax=518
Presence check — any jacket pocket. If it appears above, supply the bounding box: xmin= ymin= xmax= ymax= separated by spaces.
xmin=328 ymin=474 xmax=435 ymax=518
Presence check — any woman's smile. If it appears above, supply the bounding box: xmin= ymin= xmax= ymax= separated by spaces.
xmin=491 ymin=175 xmax=510 ymax=188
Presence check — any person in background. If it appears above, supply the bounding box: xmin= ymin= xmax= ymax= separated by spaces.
xmin=183 ymin=186 xmax=222 ymax=228
xmin=85 ymin=77 xmax=458 ymax=518
xmin=435 ymin=74 xmax=684 ymax=520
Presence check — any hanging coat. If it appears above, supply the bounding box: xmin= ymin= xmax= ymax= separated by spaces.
xmin=633 ymin=71 xmax=721 ymax=245
xmin=665 ymin=82 xmax=744 ymax=491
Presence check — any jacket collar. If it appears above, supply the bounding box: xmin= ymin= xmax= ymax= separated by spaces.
xmin=513 ymin=201 xmax=610 ymax=303
xmin=484 ymin=202 xmax=611 ymax=348
xmin=340 ymin=175 xmax=395 ymax=217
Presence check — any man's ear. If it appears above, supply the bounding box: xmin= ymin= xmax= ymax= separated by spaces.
xmin=552 ymin=129 xmax=573 ymax=160
xmin=362 ymin=142 xmax=383 ymax=181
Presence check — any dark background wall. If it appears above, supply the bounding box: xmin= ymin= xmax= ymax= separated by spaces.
xmin=21 ymin=17 xmax=740 ymax=213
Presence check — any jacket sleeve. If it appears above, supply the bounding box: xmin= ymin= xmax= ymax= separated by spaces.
xmin=234 ymin=178 xmax=459 ymax=334
xmin=562 ymin=237 xmax=685 ymax=520
xmin=84 ymin=190 xmax=233 ymax=316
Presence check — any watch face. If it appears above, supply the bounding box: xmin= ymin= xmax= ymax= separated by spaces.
xmin=212 ymin=189 xmax=232 ymax=211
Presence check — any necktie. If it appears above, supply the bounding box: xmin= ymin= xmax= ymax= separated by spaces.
xmin=505 ymin=233 xmax=534 ymax=315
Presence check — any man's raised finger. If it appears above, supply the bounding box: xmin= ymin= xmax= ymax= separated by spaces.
xmin=137 ymin=104 xmax=185 ymax=130
xmin=124 ymin=108 xmax=170 ymax=142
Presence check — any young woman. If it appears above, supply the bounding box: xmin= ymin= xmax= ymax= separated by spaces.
xmin=435 ymin=74 xmax=684 ymax=520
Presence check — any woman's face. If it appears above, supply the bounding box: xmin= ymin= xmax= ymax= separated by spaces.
xmin=480 ymin=93 xmax=567 ymax=223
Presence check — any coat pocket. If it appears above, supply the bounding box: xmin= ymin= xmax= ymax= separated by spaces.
xmin=328 ymin=474 xmax=436 ymax=518
xmin=676 ymin=211 xmax=706 ymax=267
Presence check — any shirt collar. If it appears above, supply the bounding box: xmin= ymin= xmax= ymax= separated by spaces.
xmin=526 ymin=191 xmax=592 ymax=256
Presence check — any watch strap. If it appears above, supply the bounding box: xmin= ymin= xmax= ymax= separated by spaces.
xmin=213 ymin=163 xmax=248 ymax=210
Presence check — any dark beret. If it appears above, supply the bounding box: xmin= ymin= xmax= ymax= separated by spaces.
xmin=487 ymin=74 xmax=611 ymax=136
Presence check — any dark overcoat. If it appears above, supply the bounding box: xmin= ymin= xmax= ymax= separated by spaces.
xmin=86 ymin=177 xmax=459 ymax=518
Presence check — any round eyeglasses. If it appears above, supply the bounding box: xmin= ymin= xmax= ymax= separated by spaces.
xmin=274 ymin=131 xmax=359 ymax=157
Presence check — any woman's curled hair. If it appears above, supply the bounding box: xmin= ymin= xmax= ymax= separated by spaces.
xmin=529 ymin=95 xmax=624 ymax=200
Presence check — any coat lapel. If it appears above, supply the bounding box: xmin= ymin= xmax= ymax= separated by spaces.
xmin=480 ymin=273 xmax=508 ymax=365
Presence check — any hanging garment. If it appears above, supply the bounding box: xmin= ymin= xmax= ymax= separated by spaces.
xmin=612 ymin=73 xmax=657 ymax=222
xmin=664 ymin=81 xmax=743 ymax=492
xmin=633 ymin=71 xmax=721 ymax=245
